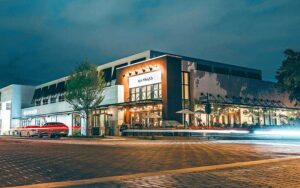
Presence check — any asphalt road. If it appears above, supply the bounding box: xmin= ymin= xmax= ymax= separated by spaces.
xmin=0 ymin=137 xmax=300 ymax=187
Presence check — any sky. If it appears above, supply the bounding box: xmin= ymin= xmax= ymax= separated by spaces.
xmin=0 ymin=0 xmax=299 ymax=87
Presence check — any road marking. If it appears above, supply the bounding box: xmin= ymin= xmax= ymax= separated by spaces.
xmin=12 ymin=156 xmax=300 ymax=188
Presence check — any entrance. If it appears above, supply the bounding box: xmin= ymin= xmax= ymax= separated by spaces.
xmin=129 ymin=104 xmax=162 ymax=128
xmin=91 ymin=109 xmax=107 ymax=135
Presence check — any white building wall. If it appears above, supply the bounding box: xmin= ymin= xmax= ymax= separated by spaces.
xmin=0 ymin=86 xmax=13 ymax=135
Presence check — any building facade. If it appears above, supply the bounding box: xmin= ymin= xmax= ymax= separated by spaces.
xmin=0 ymin=50 xmax=299 ymax=136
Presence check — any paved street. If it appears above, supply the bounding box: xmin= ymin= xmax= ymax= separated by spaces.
xmin=0 ymin=137 xmax=300 ymax=187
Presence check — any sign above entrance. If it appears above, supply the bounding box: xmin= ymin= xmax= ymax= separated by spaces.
xmin=129 ymin=71 xmax=161 ymax=88
xmin=23 ymin=109 xmax=38 ymax=116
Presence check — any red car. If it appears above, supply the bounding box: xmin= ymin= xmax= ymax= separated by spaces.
xmin=18 ymin=122 xmax=69 ymax=138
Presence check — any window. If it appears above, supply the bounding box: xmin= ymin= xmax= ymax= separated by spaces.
xmin=102 ymin=67 xmax=112 ymax=86
xmin=130 ymin=57 xmax=146 ymax=64
xmin=32 ymin=88 xmax=42 ymax=105
xmin=182 ymin=72 xmax=190 ymax=109
xmin=50 ymin=97 xmax=56 ymax=103
xmin=43 ymin=98 xmax=48 ymax=105
xmin=147 ymin=85 xmax=152 ymax=99
xmin=57 ymin=82 xmax=66 ymax=102
xmin=41 ymin=86 xmax=49 ymax=105
xmin=141 ymin=86 xmax=146 ymax=100
xmin=112 ymin=63 xmax=128 ymax=80
xmin=48 ymin=84 xmax=57 ymax=103
xmin=6 ymin=102 xmax=11 ymax=110
xmin=130 ymin=83 xmax=162 ymax=102
xmin=35 ymin=100 xmax=41 ymax=106
xmin=58 ymin=94 xmax=65 ymax=102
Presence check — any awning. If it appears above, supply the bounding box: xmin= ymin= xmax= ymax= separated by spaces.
xmin=97 ymin=99 xmax=162 ymax=108
xmin=13 ymin=110 xmax=81 ymax=119
xmin=198 ymin=93 xmax=297 ymax=109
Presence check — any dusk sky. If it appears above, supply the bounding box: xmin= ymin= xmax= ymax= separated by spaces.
xmin=0 ymin=0 xmax=299 ymax=87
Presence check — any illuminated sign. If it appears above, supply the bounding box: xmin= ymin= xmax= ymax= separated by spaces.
xmin=23 ymin=109 xmax=38 ymax=116
xmin=129 ymin=71 xmax=161 ymax=88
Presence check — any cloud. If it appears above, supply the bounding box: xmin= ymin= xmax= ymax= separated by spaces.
xmin=0 ymin=0 xmax=299 ymax=87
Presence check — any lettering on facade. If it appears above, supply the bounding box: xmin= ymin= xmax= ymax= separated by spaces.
xmin=129 ymin=71 xmax=161 ymax=88
xmin=23 ymin=109 xmax=38 ymax=116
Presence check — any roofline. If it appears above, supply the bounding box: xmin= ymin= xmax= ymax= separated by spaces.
xmin=149 ymin=50 xmax=261 ymax=73
xmin=116 ymin=54 xmax=182 ymax=70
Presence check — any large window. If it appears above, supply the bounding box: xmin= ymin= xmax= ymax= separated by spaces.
xmin=130 ymin=83 xmax=162 ymax=102
xmin=182 ymin=72 xmax=190 ymax=109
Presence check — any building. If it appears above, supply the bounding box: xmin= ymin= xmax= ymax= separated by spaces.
xmin=0 ymin=50 xmax=299 ymax=136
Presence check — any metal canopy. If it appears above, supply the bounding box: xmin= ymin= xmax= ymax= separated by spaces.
xmin=198 ymin=93 xmax=296 ymax=109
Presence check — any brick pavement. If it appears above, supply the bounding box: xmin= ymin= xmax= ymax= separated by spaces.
xmin=74 ymin=159 xmax=300 ymax=188
xmin=1 ymin=137 xmax=300 ymax=187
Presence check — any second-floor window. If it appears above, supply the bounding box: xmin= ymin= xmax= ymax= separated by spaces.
xmin=130 ymin=83 xmax=162 ymax=102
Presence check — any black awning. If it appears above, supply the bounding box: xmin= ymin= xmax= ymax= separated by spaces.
xmin=115 ymin=99 xmax=162 ymax=107
xmin=199 ymin=94 xmax=294 ymax=109
xmin=56 ymin=81 xmax=66 ymax=94
xmin=97 ymin=99 xmax=162 ymax=108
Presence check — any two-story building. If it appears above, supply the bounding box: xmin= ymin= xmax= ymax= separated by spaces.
xmin=0 ymin=50 xmax=299 ymax=136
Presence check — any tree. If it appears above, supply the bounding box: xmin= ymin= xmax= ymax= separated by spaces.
xmin=65 ymin=59 xmax=106 ymax=136
xmin=276 ymin=49 xmax=300 ymax=106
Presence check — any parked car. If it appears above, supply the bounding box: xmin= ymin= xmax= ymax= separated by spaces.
xmin=17 ymin=122 xmax=69 ymax=138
